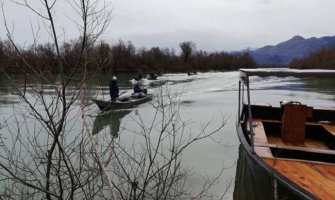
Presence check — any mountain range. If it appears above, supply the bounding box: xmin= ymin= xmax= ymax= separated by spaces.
xmin=245 ymin=35 xmax=335 ymax=65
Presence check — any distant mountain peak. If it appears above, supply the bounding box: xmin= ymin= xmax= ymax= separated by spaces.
xmin=247 ymin=35 xmax=335 ymax=65
xmin=291 ymin=35 xmax=305 ymax=41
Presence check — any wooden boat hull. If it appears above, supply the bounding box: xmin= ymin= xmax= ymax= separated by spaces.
xmin=91 ymin=94 xmax=153 ymax=111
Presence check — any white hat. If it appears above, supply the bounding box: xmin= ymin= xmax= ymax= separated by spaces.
xmin=112 ymin=76 xmax=117 ymax=80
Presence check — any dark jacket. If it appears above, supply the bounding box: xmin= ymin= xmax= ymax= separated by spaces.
xmin=133 ymin=82 xmax=143 ymax=93
xmin=109 ymin=80 xmax=119 ymax=98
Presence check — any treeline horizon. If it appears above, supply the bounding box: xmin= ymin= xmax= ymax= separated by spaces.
xmin=0 ymin=38 xmax=257 ymax=74
xmin=289 ymin=46 xmax=335 ymax=69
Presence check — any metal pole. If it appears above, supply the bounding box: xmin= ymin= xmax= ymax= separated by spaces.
xmin=246 ymin=76 xmax=255 ymax=153
xmin=238 ymin=81 xmax=241 ymax=119
xmin=242 ymin=84 xmax=245 ymax=109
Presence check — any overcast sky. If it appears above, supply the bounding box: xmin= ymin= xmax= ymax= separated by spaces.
xmin=1 ymin=0 xmax=335 ymax=52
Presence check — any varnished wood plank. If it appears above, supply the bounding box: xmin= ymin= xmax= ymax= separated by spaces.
xmin=314 ymin=164 xmax=335 ymax=180
xmin=266 ymin=135 xmax=330 ymax=150
xmin=264 ymin=158 xmax=335 ymax=200
xmin=252 ymin=118 xmax=268 ymax=144
xmin=255 ymin=146 xmax=273 ymax=158
xmin=304 ymin=138 xmax=330 ymax=150
xmin=253 ymin=118 xmax=273 ymax=157
xmin=256 ymin=143 xmax=335 ymax=156
xmin=323 ymin=124 xmax=335 ymax=136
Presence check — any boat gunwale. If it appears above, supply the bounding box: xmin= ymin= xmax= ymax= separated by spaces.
xmin=239 ymin=68 xmax=335 ymax=79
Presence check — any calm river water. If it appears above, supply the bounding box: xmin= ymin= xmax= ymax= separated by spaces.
xmin=0 ymin=71 xmax=334 ymax=199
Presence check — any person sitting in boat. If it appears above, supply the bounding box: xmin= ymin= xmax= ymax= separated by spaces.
xmin=133 ymin=79 xmax=146 ymax=98
xmin=109 ymin=76 xmax=119 ymax=102
xmin=148 ymin=72 xmax=157 ymax=80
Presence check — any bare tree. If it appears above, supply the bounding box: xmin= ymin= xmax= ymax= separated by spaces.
xmin=0 ymin=0 xmax=113 ymax=199
xmin=0 ymin=1 xmax=230 ymax=200
xmin=85 ymin=87 xmax=228 ymax=200
xmin=179 ymin=41 xmax=196 ymax=65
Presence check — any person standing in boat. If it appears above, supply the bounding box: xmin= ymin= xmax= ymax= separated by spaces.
xmin=109 ymin=76 xmax=119 ymax=102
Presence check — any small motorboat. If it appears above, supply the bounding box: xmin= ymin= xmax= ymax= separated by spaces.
xmin=91 ymin=94 xmax=153 ymax=111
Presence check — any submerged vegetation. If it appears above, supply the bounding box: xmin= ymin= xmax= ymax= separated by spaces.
xmin=0 ymin=38 xmax=256 ymax=74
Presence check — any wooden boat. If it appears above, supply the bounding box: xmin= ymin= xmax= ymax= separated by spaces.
xmin=187 ymin=71 xmax=197 ymax=76
xmin=91 ymin=94 xmax=153 ymax=111
xmin=146 ymin=73 xmax=158 ymax=80
xmin=236 ymin=68 xmax=335 ymax=199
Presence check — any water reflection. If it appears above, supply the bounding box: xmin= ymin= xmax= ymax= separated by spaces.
xmin=92 ymin=110 xmax=131 ymax=137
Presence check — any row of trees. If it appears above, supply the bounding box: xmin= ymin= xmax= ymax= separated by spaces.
xmin=0 ymin=0 xmax=229 ymax=199
xmin=0 ymin=38 xmax=256 ymax=74
xmin=289 ymin=47 xmax=335 ymax=69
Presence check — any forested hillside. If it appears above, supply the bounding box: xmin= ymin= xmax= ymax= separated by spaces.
xmin=0 ymin=39 xmax=256 ymax=74
xmin=289 ymin=46 xmax=335 ymax=69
